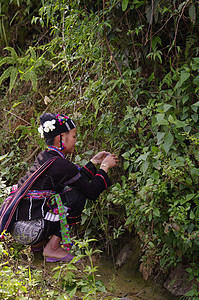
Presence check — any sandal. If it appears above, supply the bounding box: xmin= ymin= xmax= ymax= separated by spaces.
xmin=45 ymin=253 xmax=82 ymax=263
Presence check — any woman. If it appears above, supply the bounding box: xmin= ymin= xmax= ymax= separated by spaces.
xmin=10 ymin=112 xmax=118 ymax=262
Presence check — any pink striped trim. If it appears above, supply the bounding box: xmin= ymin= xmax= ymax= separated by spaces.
xmin=96 ymin=174 xmax=107 ymax=189
xmin=83 ymin=166 xmax=94 ymax=176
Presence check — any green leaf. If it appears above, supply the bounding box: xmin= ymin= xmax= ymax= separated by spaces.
xmin=151 ymin=146 xmax=158 ymax=153
xmin=174 ymin=120 xmax=186 ymax=128
xmin=27 ymin=46 xmax=37 ymax=60
xmin=69 ymin=286 xmax=77 ymax=298
xmin=152 ymin=36 xmax=162 ymax=50
xmin=192 ymin=57 xmax=199 ymax=64
xmin=9 ymin=67 xmax=18 ymax=92
xmin=190 ymin=210 xmax=195 ymax=220
xmin=153 ymin=170 xmax=159 ymax=180
xmin=191 ymin=167 xmax=199 ymax=178
xmin=182 ymin=95 xmax=189 ymax=104
xmin=185 ymin=267 xmax=193 ymax=274
xmin=141 ymin=161 xmax=149 ymax=174
xmin=181 ymin=194 xmax=195 ymax=204
xmin=122 ymin=152 xmax=130 ymax=159
xmin=0 ymin=57 xmax=15 ymax=67
xmin=156 ymin=114 xmax=169 ymax=125
xmin=157 ymin=132 xmax=165 ymax=145
xmin=180 ymin=70 xmax=190 ymax=85
xmin=189 ymin=4 xmax=196 ymax=23
xmin=135 ymin=152 xmax=150 ymax=163
xmin=191 ymin=101 xmax=199 ymax=113
xmin=0 ymin=66 xmax=13 ymax=85
xmin=187 ymin=194 xmax=195 ymax=201
xmin=122 ymin=0 xmax=129 ymax=11
xmin=192 ymin=57 xmax=199 ymax=71
xmin=191 ymin=113 xmax=198 ymax=123
xmin=12 ymin=101 xmax=22 ymax=108
xmin=164 ymin=104 xmax=173 ymax=112
xmin=124 ymin=161 xmax=129 ymax=170
xmin=135 ymin=0 xmax=145 ymax=9
xmin=178 ymin=2 xmax=186 ymax=12
xmin=96 ymin=280 xmax=106 ymax=293
xmin=153 ymin=208 xmax=160 ymax=217
xmin=145 ymin=5 xmax=153 ymax=25
xmin=0 ymin=153 xmax=9 ymax=161
xmin=160 ymin=258 xmax=166 ymax=268
xmin=4 ymin=46 xmax=18 ymax=60
xmin=163 ymin=132 xmax=173 ymax=153
xmin=174 ymin=71 xmax=190 ymax=90
xmin=148 ymin=72 xmax=154 ymax=84
xmin=29 ymin=71 xmax=38 ymax=89
xmin=193 ymin=75 xmax=199 ymax=86
xmin=168 ymin=115 xmax=174 ymax=123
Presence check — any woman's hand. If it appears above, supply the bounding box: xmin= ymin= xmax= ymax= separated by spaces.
xmin=91 ymin=151 xmax=110 ymax=165
xmin=100 ymin=153 xmax=119 ymax=173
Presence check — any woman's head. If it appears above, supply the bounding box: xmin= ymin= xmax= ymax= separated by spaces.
xmin=38 ymin=113 xmax=76 ymax=151
xmin=59 ymin=128 xmax=77 ymax=154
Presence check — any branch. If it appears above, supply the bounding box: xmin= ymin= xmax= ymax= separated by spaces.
xmin=173 ymin=0 xmax=190 ymax=54
xmin=4 ymin=108 xmax=31 ymax=125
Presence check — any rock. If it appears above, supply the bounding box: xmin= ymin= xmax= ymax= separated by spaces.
xmin=115 ymin=244 xmax=133 ymax=267
xmin=164 ymin=264 xmax=199 ymax=296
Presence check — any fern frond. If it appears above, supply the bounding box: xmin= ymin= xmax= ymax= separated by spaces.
xmin=26 ymin=46 xmax=36 ymax=60
xmin=185 ymin=34 xmax=197 ymax=59
xmin=4 ymin=46 xmax=18 ymax=60
xmin=0 ymin=57 xmax=15 ymax=68
xmin=29 ymin=71 xmax=37 ymax=90
xmin=0 ymin=66 xmax=13 ymax=85
xmin=9 ymin=67 xmax=18 ymax=92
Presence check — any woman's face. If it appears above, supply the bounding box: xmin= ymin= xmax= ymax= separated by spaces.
xmin=62 ymin=128 xmax=77 ymax=154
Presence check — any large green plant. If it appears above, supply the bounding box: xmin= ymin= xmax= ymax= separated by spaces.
xmin=0 ymin=46 xmax=53 ymax=92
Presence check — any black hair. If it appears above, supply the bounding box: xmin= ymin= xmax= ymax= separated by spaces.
xmin=46 ymin=137 xmax=55 ymax=146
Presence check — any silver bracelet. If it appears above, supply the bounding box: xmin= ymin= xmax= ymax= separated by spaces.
xmin=90 ymin=159 xmax=97 ymax=166
xmin=100 ymin=164 xmax=107 ymax=168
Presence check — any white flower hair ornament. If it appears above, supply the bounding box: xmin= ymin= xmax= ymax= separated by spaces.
xmin=43 ymin=119 xmax=56 ymax=133
xmin=38 ymin=125 xmax=44 ymax=138
xmin=38 ymin=119 xmax=56 ymax=138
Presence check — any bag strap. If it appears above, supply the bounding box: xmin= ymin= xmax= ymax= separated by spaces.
xmin=0 ymin=156 xmax=59 ymax=232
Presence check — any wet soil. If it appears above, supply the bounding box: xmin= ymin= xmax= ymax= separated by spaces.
xmin=97 ymin=256 xmax=177 ymax=300
xmin=32 ymin=252 xmax=177 ymax=300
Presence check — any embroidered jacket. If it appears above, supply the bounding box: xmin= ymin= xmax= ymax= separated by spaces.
xmin=16 ymin=149 xmax=111 ymax=221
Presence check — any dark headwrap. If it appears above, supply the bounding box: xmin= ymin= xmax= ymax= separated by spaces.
xmin=38 ymin=113 xmax=76 ymax=140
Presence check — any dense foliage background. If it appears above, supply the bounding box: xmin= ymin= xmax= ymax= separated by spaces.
xmin=0 ymin=0 xmax=199 ymax=298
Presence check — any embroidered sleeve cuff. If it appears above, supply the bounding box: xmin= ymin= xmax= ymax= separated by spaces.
xmin=96 ymin=169 xmax=112 ymax=189
xmin=84 ymin=161 xmax=97 ymax=175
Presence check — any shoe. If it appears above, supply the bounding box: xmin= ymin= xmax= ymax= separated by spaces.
xmin=45 ymin=253 xmax=82 ymax=263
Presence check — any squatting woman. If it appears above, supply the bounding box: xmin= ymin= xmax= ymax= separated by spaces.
xmin=10 ymin=112 xmax=118 ymax=262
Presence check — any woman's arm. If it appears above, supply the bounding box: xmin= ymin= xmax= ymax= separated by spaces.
xmin=69 ymin=153 xmax=119 ymax=200
xmin=69 ymin=168 xmax=112 ymax=200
